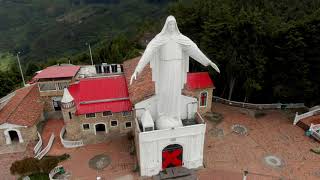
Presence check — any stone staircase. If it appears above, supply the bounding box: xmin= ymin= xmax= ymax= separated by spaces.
xmin=153 ymin=167 xmax=197 ymax=180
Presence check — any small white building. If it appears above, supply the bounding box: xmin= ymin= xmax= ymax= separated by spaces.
xmin=0 ymin=85 xmax=44 ymax=148
xmin=134 ymin=95 xmax=206 ymax=176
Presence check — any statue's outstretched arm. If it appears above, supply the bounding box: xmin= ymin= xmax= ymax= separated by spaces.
xmin=130 ymin=40 xmax=159 ymax=84
xmin=184 ymin=42 xmax=220 ymax=73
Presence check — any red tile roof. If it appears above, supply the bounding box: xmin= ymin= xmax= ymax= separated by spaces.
xmin=0 ymin=85 xmax=44 ymax=126
xmin=186 ymin=72 xmax=215 ymax=90
xmin=123 ymin=57 xmax=215 ymax=104
xmin=68 ymin=75 xmax=132 ymax=115
xmin=33 ymin=65 xmax=80 ymax=79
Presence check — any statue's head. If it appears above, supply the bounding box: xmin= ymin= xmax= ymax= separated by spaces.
xmin=160 ymin=15 xmax=180 ymax=36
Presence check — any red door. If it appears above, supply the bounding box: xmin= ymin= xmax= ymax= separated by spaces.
xmin=162 ymin=144 xmax=183 ymax=169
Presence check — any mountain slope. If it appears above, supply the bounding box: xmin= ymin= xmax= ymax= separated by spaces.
xmin=0 ymin=0 xmax=170 ymax=62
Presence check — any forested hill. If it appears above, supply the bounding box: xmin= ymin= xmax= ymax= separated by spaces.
xmin=0 ymin=0 xmax=319 ymax=106
xmin=169 ymin=0 xmax=320 ymax=106
xmin=0 ymin=0 xmax=170 ymax=61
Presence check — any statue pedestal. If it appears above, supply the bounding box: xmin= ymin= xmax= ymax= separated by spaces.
xmin=134 ymin=112 xmax=206 ymax=177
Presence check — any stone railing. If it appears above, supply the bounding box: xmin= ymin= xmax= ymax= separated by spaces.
xmin=38 ymin=80 xmax=70 ymax=91
xmin=60 ymin=126 xmax=84 ymax=148
xmin=293 ymin=107 xmax=320 ymax=125
xmin=35 ymin=133 xmax=55 ymax=160
xmin=38 ymin=80 xmax=70 ymax=96
xmin=49 ymin=165 xmax=63 ymax=180
xmin=61 ymin=101 xmax=74 ymax=109
xmin=213 ymin=96 xmax=305 ymax=110
xmin=33 ymin=132 xmax=42 ymax=155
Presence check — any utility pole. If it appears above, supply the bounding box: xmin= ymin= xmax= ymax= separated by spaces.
xmin=86 ymin=42 xmax=94 ymax=65
xmin=16 ymin=52 xmax=26 ymax=86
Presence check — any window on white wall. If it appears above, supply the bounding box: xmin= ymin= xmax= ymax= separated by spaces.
xmin=110 ymin=120 xmax=118 ymax=127
xmin=125 ymin=121 xmax=132 ymax=128
xmin=200 ymin=91 xmax=208 ymax=107
xmin=103 ymin=111 xmax=112 ymax=116
xmin=82 ymin=124 xmax=90 ymax=130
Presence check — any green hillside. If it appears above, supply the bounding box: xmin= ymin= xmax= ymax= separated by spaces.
xmin=0 ymin=0 xmax=170 ymax=63
xmin=0 ymin=53 xmax=15 ymax=72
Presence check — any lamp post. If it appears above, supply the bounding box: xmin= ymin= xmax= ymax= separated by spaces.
xmin=16 ymin=52 xmax=26 ymax=86
xmin=86 ymin=42 xmax=94 ymax=65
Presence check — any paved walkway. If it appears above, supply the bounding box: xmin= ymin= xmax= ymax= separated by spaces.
xmin=0 ymin=143 xmax=34 ymax=180
xmin=41 ymin=119 xmax=65 ymax=155
xmin=59 ymin=136 xmax=139 ymax=180
xmin=203 ymin=103 xmax=320 ymax=179
xmin=1 ymin=104 xmax=319 ymax=180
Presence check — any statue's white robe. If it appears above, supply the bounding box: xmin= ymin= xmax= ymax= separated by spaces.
xmin=135 ymin=34 xmax=213 ymax=124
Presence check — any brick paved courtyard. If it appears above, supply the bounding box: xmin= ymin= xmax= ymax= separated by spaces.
xmin=1 ymin=103 xmax=320 ymax=180
xmin=201 ymin=103 xmax=320 ymax=180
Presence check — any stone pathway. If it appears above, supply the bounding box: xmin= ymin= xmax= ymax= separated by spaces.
xmin=41 ymin=119 xmax=65 ymax=155
xmin=59 ymin=136 xmax=139 ymax=180
xmin=0 ymin=143 xmax=34 ymax=180
xmin=1 ymin=103 xmax=319 ymax=180
xmin=0 ymin=142 xmax=28 ymax=155
xmin=204 ymin=103 xmax=320 ymax=179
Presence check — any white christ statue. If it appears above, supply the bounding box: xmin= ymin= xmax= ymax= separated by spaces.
xmin=130 ymin=15 xmax=219 ymax=129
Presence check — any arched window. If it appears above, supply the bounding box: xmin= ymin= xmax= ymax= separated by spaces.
xmin=200 ymin=91 xmax=208 ymax=107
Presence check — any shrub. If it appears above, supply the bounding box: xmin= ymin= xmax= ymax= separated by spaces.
xmin=11 ymin=154 xmax=70 ymax=177
xmin=38 ymin=158 xmax=59 ymax=173
xmin=18 ymin=173 xmax=49 ymax=180
xmin=45 ymin=153 xmax=70 ymax=162
xmin=10 ymin=157 xmax=40 ymax=176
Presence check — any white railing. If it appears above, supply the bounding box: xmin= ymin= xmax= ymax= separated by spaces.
xmin=60 ymin=126 xmax=84 ymax=148
xmin=213 ymin=96 xmax=305 ymax=110
xmin=49 ymin=165 xmax=63 ymax=180
xmin=35 ymin=133 xmax=55 ymax=160
xmin=293 ymin=107 xmax=320 ymax=125
xmin=38 ymin=80 xmax=70 ymax=92
xmin=33 ymin=132 xmax=42 ymax=155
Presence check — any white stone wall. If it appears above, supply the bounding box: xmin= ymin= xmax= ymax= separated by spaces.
xmin=138 ymin=123 xmax=206 ymax=176
xmin=135 ymin=95 xmax=197 ymax=121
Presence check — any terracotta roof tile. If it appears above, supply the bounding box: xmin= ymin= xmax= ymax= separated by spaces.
xmin=123 ymin=57 xmax=155 ymax=104
xmin=0 ymin=85 xmax=43 ymax=126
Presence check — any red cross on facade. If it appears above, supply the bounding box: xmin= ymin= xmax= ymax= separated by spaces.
xmin=162 ymin=148 xmax=183 ymax=169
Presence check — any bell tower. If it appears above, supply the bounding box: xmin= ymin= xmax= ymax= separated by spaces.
xmin=61 ymin=88 xmax=76 ymax=123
